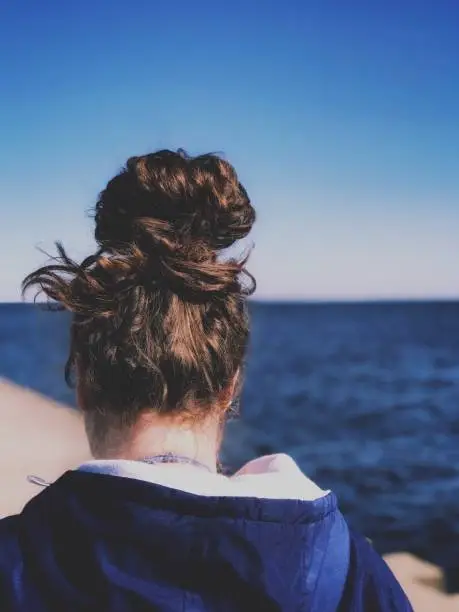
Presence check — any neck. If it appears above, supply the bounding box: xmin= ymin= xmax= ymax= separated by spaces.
xmin=88 ymin=412 xmax=222 ymax=473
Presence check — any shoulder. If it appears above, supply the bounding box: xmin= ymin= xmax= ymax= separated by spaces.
xmin=339 ymin=530 xmax=413 ymax=611
xmin=0 ymin=514 xmax=21 ymax=542
xmin=0 ymin=515 xmax=23 ymax=579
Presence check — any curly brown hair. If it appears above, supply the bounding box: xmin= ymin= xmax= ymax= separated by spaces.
xmin=23 ymin=149 xmax=256 ymax=452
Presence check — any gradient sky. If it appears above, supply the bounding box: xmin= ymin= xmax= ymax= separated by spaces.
xmin=0 ymin=0 xmax=457 ymax=301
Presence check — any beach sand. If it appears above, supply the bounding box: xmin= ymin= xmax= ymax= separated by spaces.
xmin=385 ymin=554 xmax=459 ymax=611
xmin=0 ymin=378 xmax=90 ymax=517
xmin=0 ymin=378 xmax=457 ymax=610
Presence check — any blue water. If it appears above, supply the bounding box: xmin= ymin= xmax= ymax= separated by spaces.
xmin=1 ymin=301 xmax=459 ymax=568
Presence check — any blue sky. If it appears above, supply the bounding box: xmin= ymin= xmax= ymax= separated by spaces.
xmin=0 ymin=0 xmax=457 ymax=301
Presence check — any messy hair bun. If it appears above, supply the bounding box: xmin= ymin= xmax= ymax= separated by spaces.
xmin=92 ymin=149 xmax=255 ymax=297
xmin=23 ymin=149 xmax=256 ymax=452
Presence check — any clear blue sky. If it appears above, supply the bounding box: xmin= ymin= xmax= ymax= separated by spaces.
xmin=0 ymin=0 xmax=457 ymax=301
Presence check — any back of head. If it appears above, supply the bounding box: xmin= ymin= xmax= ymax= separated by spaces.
xmin=23 ymin=149 xmax=256 ymax=453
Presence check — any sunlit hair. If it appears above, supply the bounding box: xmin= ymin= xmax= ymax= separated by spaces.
xmin=23 ymin=150 xmax=256 ymax=453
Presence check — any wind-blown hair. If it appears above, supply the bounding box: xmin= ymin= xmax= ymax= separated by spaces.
xmin=23 ymin=150 xmax=256 ymax=451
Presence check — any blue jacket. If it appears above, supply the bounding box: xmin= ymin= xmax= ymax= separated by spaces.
xmin=0 ymin=471 xmax=412 ymax=611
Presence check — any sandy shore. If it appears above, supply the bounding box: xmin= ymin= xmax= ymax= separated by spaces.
xmin=384 ymin=553 xmax=459 ymax=611
xmin=1 ymin=378 xmax=458 ymax=610
xmin=0 ymin=378 xmax=90 ymax=517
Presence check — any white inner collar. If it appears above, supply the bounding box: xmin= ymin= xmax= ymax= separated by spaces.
xmin=78 ymin=453 xmax=329 ymax=501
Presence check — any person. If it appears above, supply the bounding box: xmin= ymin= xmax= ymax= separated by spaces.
xmin=0 ymin=150 xmax=412 ymax=611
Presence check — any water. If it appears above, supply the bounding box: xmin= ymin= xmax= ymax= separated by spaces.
xmin=1 ymin=301 xmax=459 ymax=568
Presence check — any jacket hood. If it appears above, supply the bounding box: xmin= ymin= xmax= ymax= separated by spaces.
xmin=1 ymin=470 xmax=351 ymax=611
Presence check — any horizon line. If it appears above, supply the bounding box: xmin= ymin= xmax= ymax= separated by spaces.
xmin=1 ymin=297 xmax=458 ymax=307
